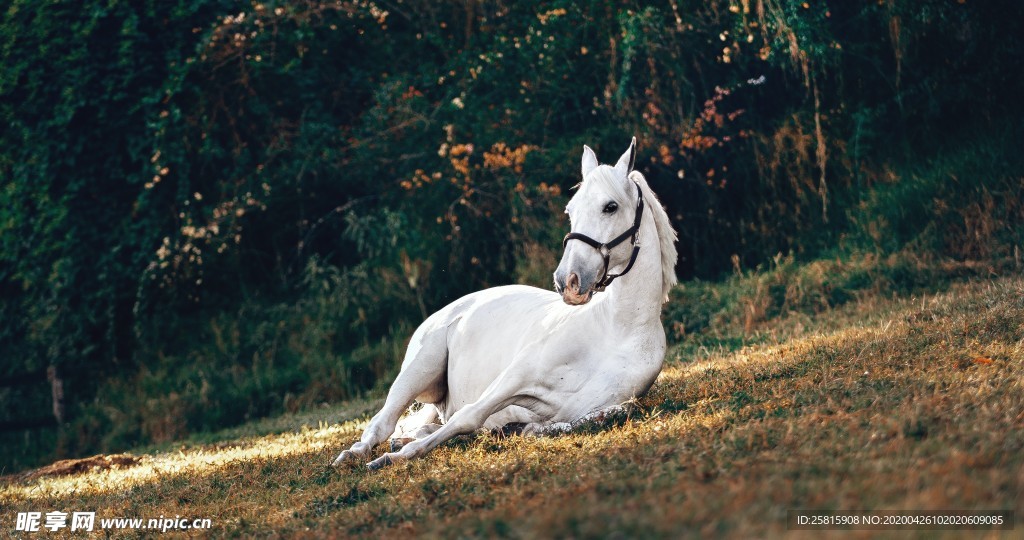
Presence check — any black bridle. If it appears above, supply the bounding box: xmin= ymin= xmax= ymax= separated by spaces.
xmin=562 ymin=180 xmax=645 ymax=292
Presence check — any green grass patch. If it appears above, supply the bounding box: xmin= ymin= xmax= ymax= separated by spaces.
xmin=2 ymin=264 xmax=1021 ymax=537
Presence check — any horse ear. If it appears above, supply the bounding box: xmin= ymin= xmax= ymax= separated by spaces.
xmin=582 ymin=145 xmax=599 ymax=179
xmin=614 ymin=137 xmax=637 ymax=177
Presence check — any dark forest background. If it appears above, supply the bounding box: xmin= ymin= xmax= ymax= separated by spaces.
xmin=2 ymin=0 xmax=1022 ymax=472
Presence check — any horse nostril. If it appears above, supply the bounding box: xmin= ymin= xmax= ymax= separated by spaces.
xmin=567 ymin=273 xmax=580 ymax=292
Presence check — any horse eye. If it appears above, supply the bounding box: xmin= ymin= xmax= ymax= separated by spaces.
xmin=603 ymin=201 xmax=618 ymax=214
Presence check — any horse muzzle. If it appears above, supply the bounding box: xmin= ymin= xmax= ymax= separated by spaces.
xmin=560 ymin=272 xmax=594 ymax=305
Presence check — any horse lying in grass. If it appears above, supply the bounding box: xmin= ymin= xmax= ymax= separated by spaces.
xmin=333 ymin=138 xmax=678 ymax=470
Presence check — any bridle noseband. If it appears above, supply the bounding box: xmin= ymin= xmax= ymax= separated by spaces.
xmin=562 ymin=180 xmax=645 ymax=292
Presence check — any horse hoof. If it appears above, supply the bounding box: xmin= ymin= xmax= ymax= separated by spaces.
xmin=332 ymin=450 xmax=360 ymax=467
xmin=366 ymin=455 xmax=393 ymax=471
xmin=389 ymin=439 xmax=403 ymax=452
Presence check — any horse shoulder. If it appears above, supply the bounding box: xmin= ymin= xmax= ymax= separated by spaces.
xmin=570 ymin=325 xmax=666 ymax=404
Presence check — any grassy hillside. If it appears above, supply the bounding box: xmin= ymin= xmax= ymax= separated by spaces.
xmin=2 ymin=260 xmax=1021 ymax=537
xmin=5 ymin=0 xmax=1024 ymax=469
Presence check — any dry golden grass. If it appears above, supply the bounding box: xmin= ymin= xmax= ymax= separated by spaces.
xmin=2 ymin=276 xmax=1022 ymax=538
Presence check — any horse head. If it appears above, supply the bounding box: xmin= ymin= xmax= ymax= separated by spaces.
xmin=555 ymin=137 xmax=642 ymax=305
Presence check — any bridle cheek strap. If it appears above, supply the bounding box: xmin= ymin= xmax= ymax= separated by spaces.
xmin=562 ymin=180 xmax=645 ymax=292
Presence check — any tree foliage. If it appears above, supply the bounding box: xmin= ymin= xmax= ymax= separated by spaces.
xmin=2 ymin=0 xmax=1021 ymax=466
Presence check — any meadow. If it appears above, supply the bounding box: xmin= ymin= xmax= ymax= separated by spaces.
xmin=4 ymin=0 xmax=1023 ymax=474
xmin=2 ymin=1 xmax=1023 ymax=536
xmin=3 ymin=255 xmax=1020 ymax=538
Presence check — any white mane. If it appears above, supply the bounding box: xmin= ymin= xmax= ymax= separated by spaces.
xmin=630 ymin=170 xmax=678 ymax=301
xmin=579 ymin=166 xmax=679 ymax=302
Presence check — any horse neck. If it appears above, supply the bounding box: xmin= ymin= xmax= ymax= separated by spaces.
xmin=601 ymin=213 xmax=664 ymax=330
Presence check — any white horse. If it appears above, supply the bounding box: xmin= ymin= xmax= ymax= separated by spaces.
xmin=332 ymin=138 xmax=678 ymax=470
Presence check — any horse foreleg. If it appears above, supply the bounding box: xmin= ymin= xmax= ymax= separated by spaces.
xmin=389 ymin=421 xmax=442 ymax=452
xmin=332 ymin=324 xmax=449 ymax=467
xmin=365 ymin=401 xmax=505 ymax=470
xmin=570 ymin=403 xmax=632 ymax=428
xmin=365 ymin=370 xmax=536 ymax=470
xmin=521 ymin=421 xmax=572 ymax=437
xmin=522 ymin=403 xmax=632 ymax=437
xmin=331 ymin=405 xmax=405 ymax=466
